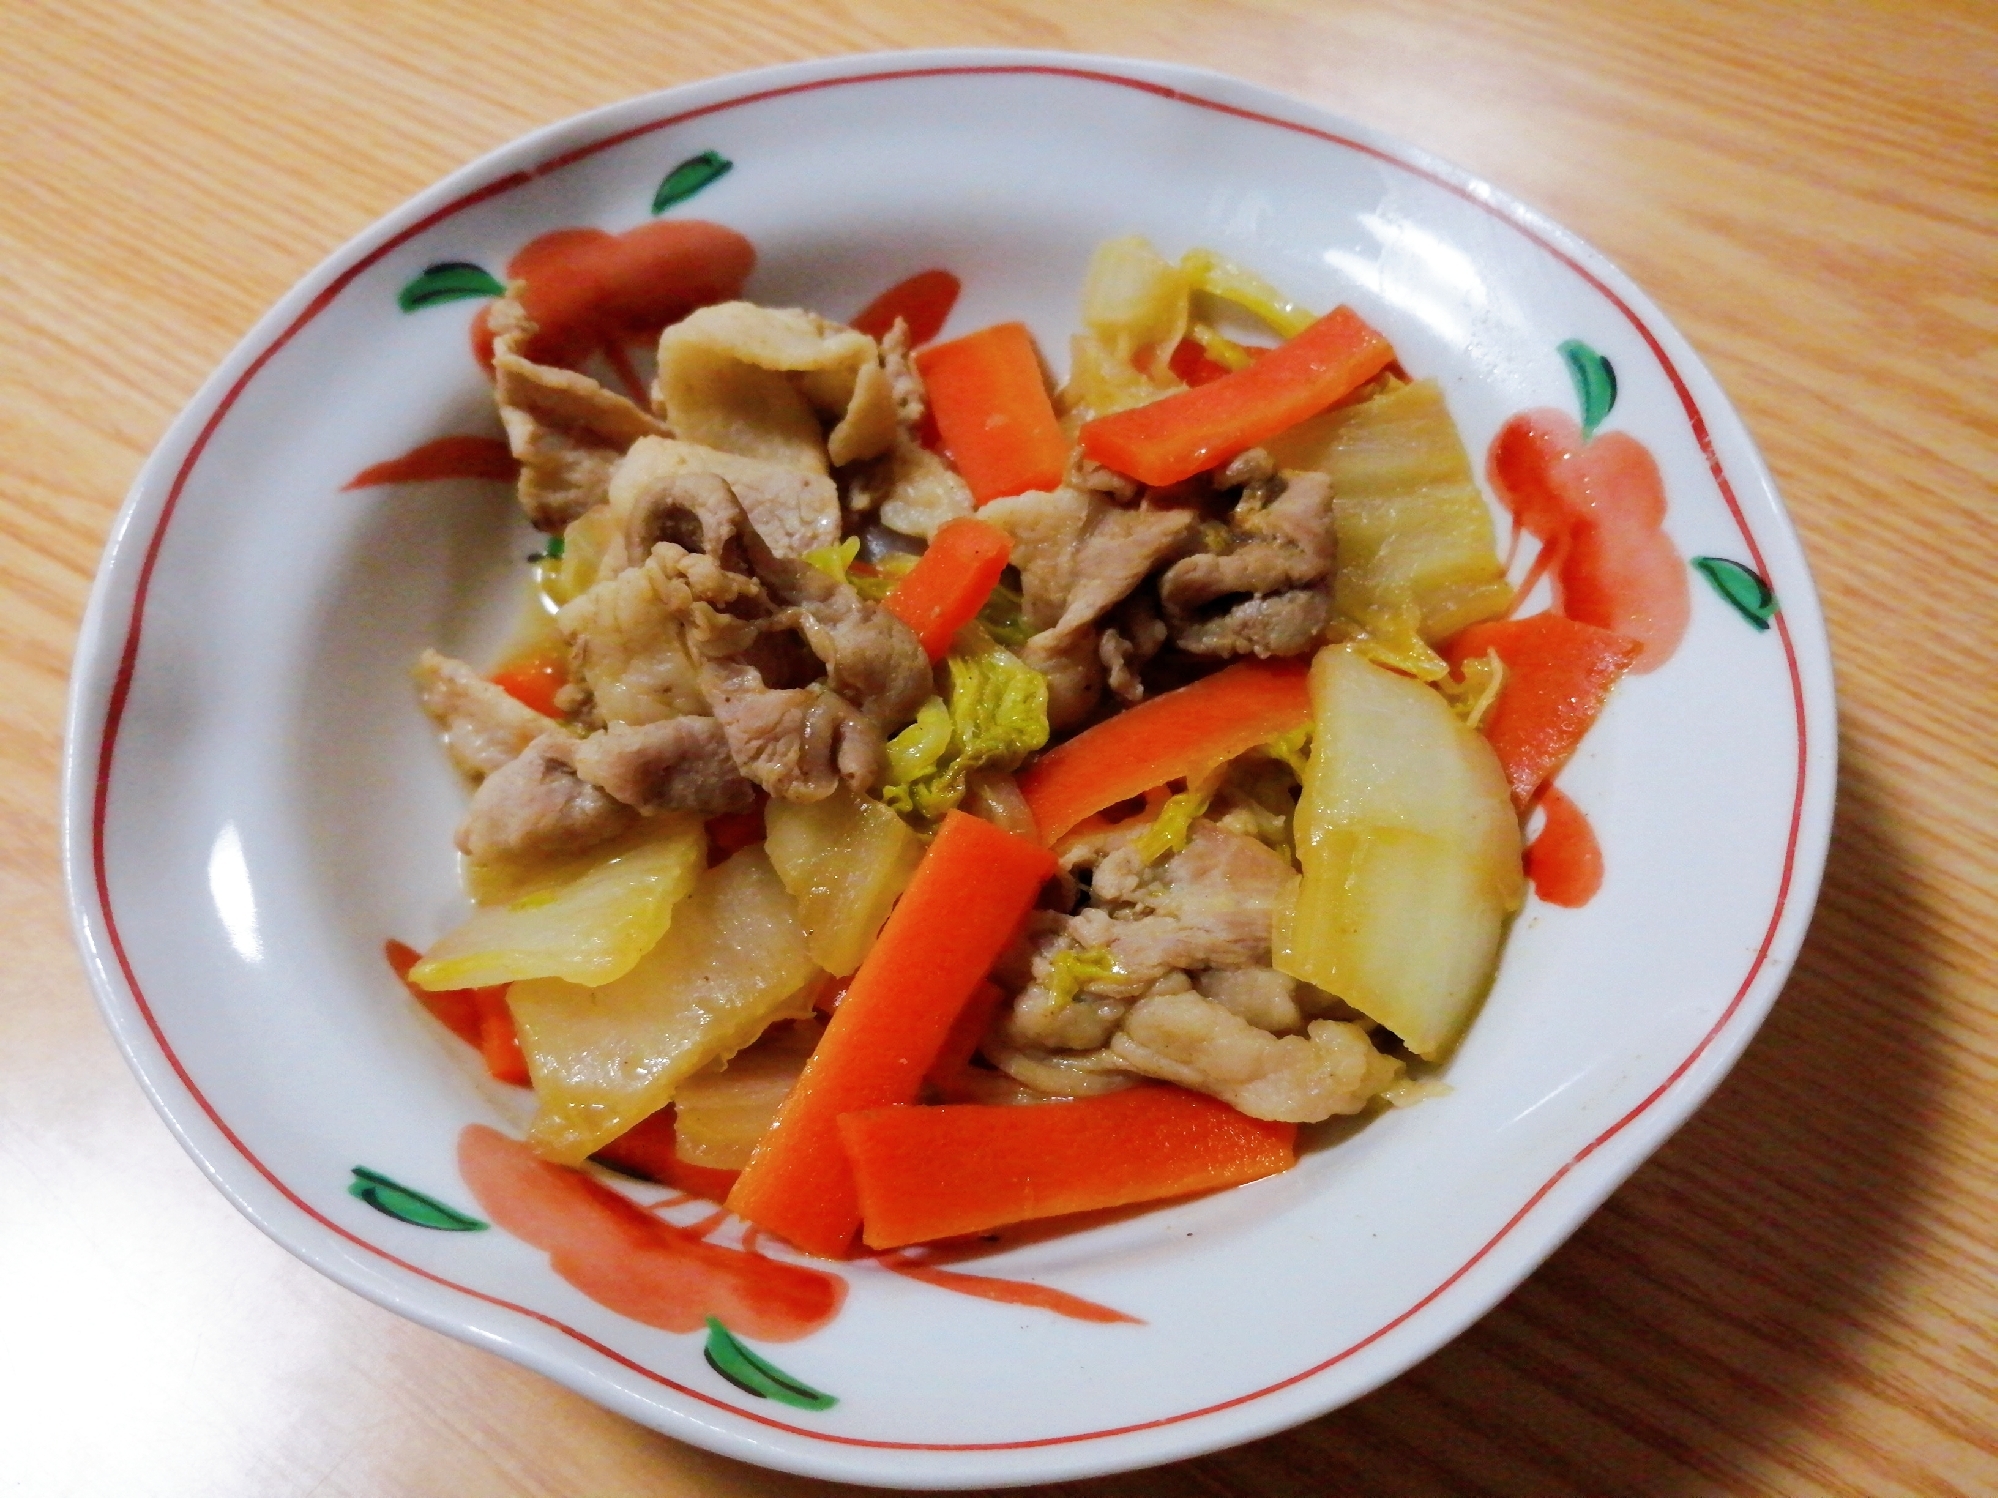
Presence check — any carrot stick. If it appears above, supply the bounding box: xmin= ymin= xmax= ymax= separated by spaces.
xmin=1167 ymin=337 xmax=1240 ymax=388
xmin=850 ymin=269 xmax=961 ymax=346
xmin=387 ymin=938 xmax=485 ymax=1048
xmin=476 ymin=987 xmax=531 ymax=1086
xmin=915 ymin=322 xmax=1069 ymax=505
xmin=838 ymin=1086 xmax=1297 ymax=1249
xmin=1445 ymin=613 xmax=1642 ymax=809
xmin=489 ymin=653 xmax=567 ymax=718
xmin=1079 ymin=307 xmax=1395 ymax=486
xmin=922 ymin=980 xmax=1006 ymax=1102
xmin=1016 ymin=658 xmax=1312 ymax=844
xmin=726 ymin=812 xmax=1058 ymax=1258
xmin=386 ymin=939 xmax=530 ymax=1086
xmin=703 ymin=794 xmax=766 ymax=864
xmin=592 ymin=1107 xmax=741 ymax=1205
xmin=880 ymin=518 xmax=1014 ymax=660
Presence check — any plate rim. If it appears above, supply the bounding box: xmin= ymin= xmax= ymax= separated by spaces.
xmin=61 ymin=46 xmax=1837 ymax=1487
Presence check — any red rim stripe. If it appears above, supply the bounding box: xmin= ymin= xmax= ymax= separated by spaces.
xmin=86 ymin=61 xmax=1812 ymax=1454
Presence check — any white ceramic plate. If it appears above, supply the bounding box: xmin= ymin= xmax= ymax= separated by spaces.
xmin=64 ymin=50 xmax=1834 ymax=1488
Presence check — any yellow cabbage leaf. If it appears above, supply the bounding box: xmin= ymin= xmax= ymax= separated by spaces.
xmin=410 ymin=814 xmax=705 ymax=991
xmin=1062 ymin=235 xmax=1191 ymax=418
xmin=1266 ymin=378 xmax=1512 ymax=681
xmin=1274 ymin=647 xmax=1523 ymax=1059
xmin=765 ymin=785 xmax=924 ymax=976
xmin=671 ymin=1018 xmax=822 ymax=1169
xmin=509 ymin=845 xmax=822 ymax=1163
xmin=884 ymin=632 xmax=1048 ymax=823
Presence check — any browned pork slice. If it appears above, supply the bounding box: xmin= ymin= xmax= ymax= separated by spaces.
xmin=1108 ymin=988 xmax=1402 ymax=1122
xmin=1056 ymin=502 xmax=1203 ymax=639
xmin=653 ymin=302 xmax=898 ymax=476
xmin=1175 ymin=588 xmax=1331 ymax=658
xmin=1193 ymin=966 xmax=1309 ymax=1035
xmin=741 ymin=540 xmax=932 ymax=734
xmin=571 ymin=497 xmax=921 ymax=804
xmin=456 ymin=730 xmax=636 ymax=863
xmin=569 ymin=717 xmax=755 ymax=816
xmin=1098 ymin=594 xmax=1169 ymax=703
xmin=611 ymin=437 xmax=841 ymax=560
xmin=982 ymin=489 xmax=1201 ymax=730
xmin=1000 ymin=820 xmax=1297 ymax=1053
xmin=878 ymin=319 xmax=926 ymax=426
xmin=1088 ymin=817 xmax=1295 ymax=938
xmin=412 ymin=649 xmax=557 ymax=779
xmin=702 ymin=672 xmax=885 ymax=803
xmin=854 ymin=321 xmax=977 ymax=538
xmin=976 ymin=486 xmax=1090 ymax=630
xmin=1165 ymin=469 xmax=1336 ymax=604
xmin=610 ymin=469 xmax=750 ymax=577
xmin=489 ymin=298 xmax=669 ymax=532
xmin=554 ymin=551 xmax=720 ymax=727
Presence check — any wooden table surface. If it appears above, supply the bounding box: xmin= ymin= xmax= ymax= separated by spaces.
xmin=5 ymin=2 xmax=1992 ymax=1493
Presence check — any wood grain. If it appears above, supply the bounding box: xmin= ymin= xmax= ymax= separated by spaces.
xmin=2 ymin=1 xmax=1992 ymax=1493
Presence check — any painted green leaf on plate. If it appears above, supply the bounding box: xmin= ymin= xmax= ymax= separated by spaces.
xmin=349 ymin=1166 xmax=488 ymax=1231
xmin=398 ymin=262 xmax=506 ymax=313
xmin=653 ymin=150 xmax=733 ymax=214
xmin=1559 ymin=338 xmax=1618 ymax=439
xmin=703 ymin=1316 xmax=836 ymax=1411
xmin=1693 ymin=556 xmax=1779 ymax=630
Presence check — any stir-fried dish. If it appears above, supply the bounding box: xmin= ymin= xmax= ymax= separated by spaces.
xmin=399 ymin=236 xmax=1629 ymax=1259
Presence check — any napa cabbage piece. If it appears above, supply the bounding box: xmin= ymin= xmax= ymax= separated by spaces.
xmin=1274 ymin=648 xmax=1524 ymax=1059
xmin=1439 ymin=648 xmax=1506 ymax=729
xmin=1180 ymin=248 xmax=1317 ymax=338
xmin=508 ymin=846 xmax=821 ymax=1164
xmin=1133 ymin=760 xmax=1228 ymax=865
xmin=883 ymin=632 xmax=1049 ymax=823
xmin=802 ymin=535 xmax=861 ymax=585
xmin=765 ymin=785 xmax=924 ymax=976
xmin=847 ymin=551 xmax=916 ymax=603
xmin=409 ymin=814 xmax=705 ymax=991
xmin=1265 ymin=378 xmax=1513 ymax=681
xmin=541 ymin=502 xmax=620 ymax=606
xmin=1045 ymin=946 xmax=1127 ymax=1007
xmin=671 ymin=1018 xmax=822 ymax=1169
xmin=1064 ymin=236 xmax=1191 ymax=418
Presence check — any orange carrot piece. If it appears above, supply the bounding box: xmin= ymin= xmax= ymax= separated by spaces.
xmin=704 ymin=794 xmax=766 ymax=864
xmin=1445 ymin=613 xmax=1643 ymax=810
xmin=726 ymin=812 xmax=1058 ymax=1258
xmin=880 ymin=518 xmax=1014 ymax=660
xmin=1079 ymin=307 xmax=1395 ymax=486
xmin=592 ymin=1108 xmax=741 ymax=1205
xmin=386 ymin=938 xmax=484 ymax=1048
xmin=1016 ymin=658 xmax=1312 ymax=844
xmin=915 ymin=322 xmax=1069 ymax=505
xmin=387 ymin=938 xmax=528 ymax=1086
xmin=922 ymin=980 xmax=1007 ymax=1102
xmin=850 ymin=269 xmax=961 ymax=346
xmin=839 ymin=1087 xmax=1297 ymax=1249
xmin=1166 ymin=337 xmax=1239 ymax=388
xmin=489 ymin=654 xmax=567 ymax=718
xmin=475 ymin=987 xmax=531 ymax=1087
